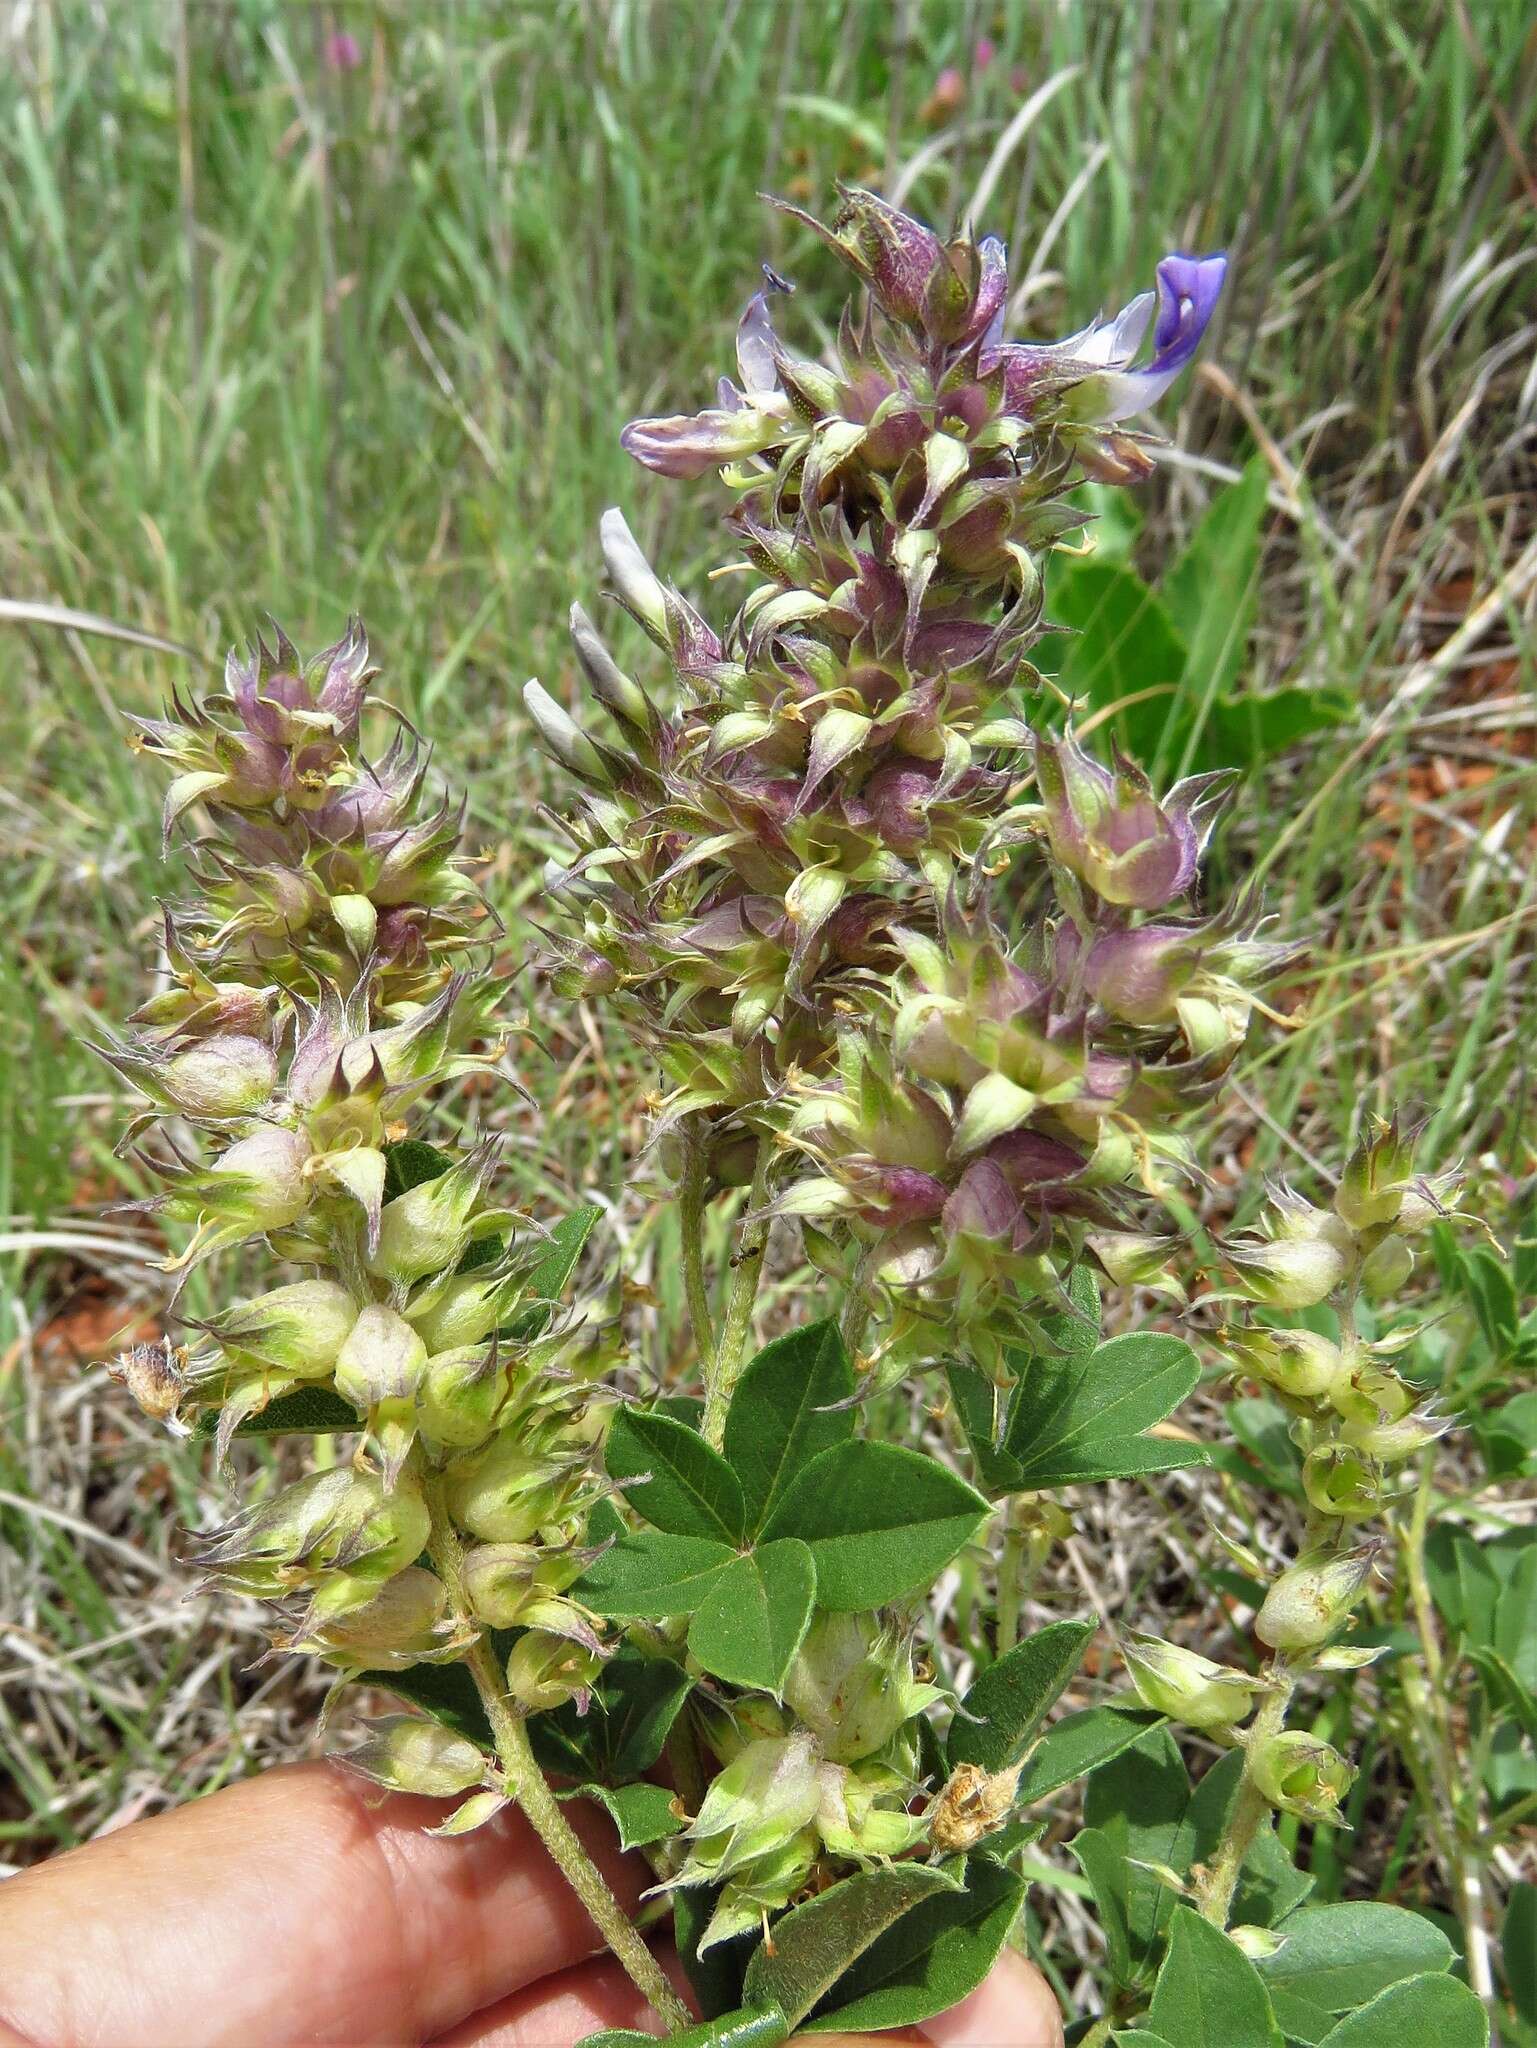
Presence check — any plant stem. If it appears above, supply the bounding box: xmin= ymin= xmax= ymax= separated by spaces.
xmin=996 ymin=1498 xmax=1033 ymax=1654
xmin=678 ymin=1116 xmax=717 ymax=1377
xmin=1198 ymin=1660 xmax=1295 ymax=1927
xmin=702 ymin=1136 xmax=773 ymax=1449
xmin=419 ymin=1464 xmax=691 ymax=2033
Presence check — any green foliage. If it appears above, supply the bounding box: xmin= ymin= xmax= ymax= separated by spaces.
xmin=1310 ymin=1976 xmax=1490 ymax=2046
xmin=722 ymin=1321 xmax=855 ymax=1534
xmin=742 ymin=1862 xmax=962 ymax=2031
xmin=759 ymin=1442 xmax=990 ymax=1611
xmin=947 ymin=1620 xmax=1094 ymax=1773
xmin=1146 ymin=1905 xmax=1282 ymax=2048
xmin=1256 ymin=1901 xmax=1453 ymax=2038
xmin=1014 ymin=1704 xmax=1167 ymax=1805
xmin=605 ymin=1410 xmax=748 ymax=1545
xmin=799 ymin=1856 xmax=1026 ymax=2034
xmin=685 ymin=1542 xmax=817 ymax=1695
xmin=951 ymin=1333 xmax=1206 ymax=1494
xmin=1042 ymin=460 xmax=1349 ymax=776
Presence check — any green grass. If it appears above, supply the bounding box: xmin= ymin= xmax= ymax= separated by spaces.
xmin=0 ymin=0 xmax=1532 ymax=1949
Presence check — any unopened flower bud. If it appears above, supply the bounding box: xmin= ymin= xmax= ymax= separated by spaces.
xmin=1255 ymin=1547 xmax=1374 ymax=1651
xmin=164 ymin=1035 xmax=278 ymax=1118
xmin=1334 ymin=1116 xmax=1417 ymax=1233
xmin=1341 ymin=1408 xmax=1448 ymax=1464
xmin=1328 ymin=1355 xmax=1414 ymax=1428
xmin=206 ymin=1278 xmax=358 ymax=1377
xmin=1121 ymin=1633 xmax=1263 ymax=1730
xmin=1088 ymin=1229 xmax=1186 ymax=1297
xmin=342 ymin=1715 xmax=487 ymax=1798
xmin=505 ymin=1630 xmax=603 ymax=1712
xmin=1249 ymin=1729 xmax=1355 ymax=1823
xmin=1359 ymin=1233 xmax=1413 ymax=1301
xmin=599 ymin=507 xmax=669 ymax=639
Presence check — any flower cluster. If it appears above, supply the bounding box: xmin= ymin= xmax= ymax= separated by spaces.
xmin=529 ymin=185 xmax=1289 ymax=1376
xmin=110 ymin=629 xmax=613 ymax=1713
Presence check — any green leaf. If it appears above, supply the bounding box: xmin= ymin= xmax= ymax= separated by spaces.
xmin=580 ymin=2008 xmax=788 ymax=2048
xmin=1002 ymin=1332 xmax=1205 ymax=1488
xmin=1504 ymin=1883 xmax=1537 ymax=2025
xmin=1074 ymin=1729 xmax=1196 ymax=1985
xmin=724 ymin=1321 xmax=856 ymax=1534
xmin=1159 ymin=455 xmax=1267 ymax=773
xmin=687 ymin=1540 xmax=817 ymax=1694
xmin=1014 ymin=1702 xmax=1165 ymax=1804
xmin=760 ymin=1442 xmax=989 ymax=1610
xmin=1258 ymin=1902 xmax=1453 ymax=2014
xmin=373 ymin=1660 xmax=493 ymax=1749
xmin=1114 ymin=2035 xmax=1179 ymax=2048
xmin=802 ymin=1855 xmax=1024 ymax=2033
xmin=552 ymin=1649 xmax=695 ymax=1778
xmin=383 ymin=1137 xmax=454 ymax=1198
xmin=195 ymin=1383 xmax=357 ymax=1441
xmin=1314 ymin=1974 xmax=1489 ymax=2046
xmin=945 ymin=1366 xmax=1021 ymax=1495
xmin=606 ymin=1408 xmax=747 ymax=1544
xmin=566 ymin=1779 xmax=684 ymax=1852
xmin=743 ymin=1863 xmax=961 ymax=2030
xmin=1147 ymin=1903 xmax=1282 ymax=2048
xmin=1042 ymin=557 xmax=1189 ymax=762
xmin=507 ymin=1204 xmax=602 ymax=1341
xmin=947 ymin=1619 xmax=1094 ymax=1772
xmin=675 ymin=1888 xmax=757 ymax=2022
xmin=577 ymin=1528 xmax=737 ymax=1618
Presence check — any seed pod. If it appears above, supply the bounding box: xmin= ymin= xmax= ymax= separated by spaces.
xmin=1302 ymin=1443 xmax=1386 ymax=1521
xmin=673 ymin=1734 xmax=823 ymax=1888
xmin=927 ymin=1760 xmax=1024 ymax=1854
xmin=1255 ymin=1546 xmax=1375 ymax=1652
xmin=1121 ymin=1633 xmax=1263 ymax=1730
xmin=418 ymin=1343 xmax=509 ymax=1452
xmin=461 ymin=1542 xmax=542 ymax=1628
xmin=369 ymin=1144 xmax=499 ymax=1286
xmin=211 ymin=1125 xmax=314 ymax=1230
xmin=1220 ymin=1326 xmax=1340 ymax=1403
xmin=1359 ymin=1233 xmax=1413 ymax=1300
xmin=334 ymin=1305 xmax=428 ymax=1413
xmin=165 ymin=1035 xmax=278 ymax=1118
xmin=110 ymin=1337 xmax=186 ymax=1424
xmin=1334 ymin=1116 xmax=1416 ymax=1233
xmin=444 ymin=1436 xmax=583 ymax=1544
xmin=1225 ymin=1235 xmax=1351 ymax=1310
xmin=342 ymin=1716 xmax=488 ymax=1798
xmin=505 ymin=1630 xmax=603 ymax=1712
xmin=300 ymin=1568 xmax=453 ymax=1669
xmin=204 ymin=1278 xmax=358 ymax=1377
xmin=783 ymin=1612 xmax=941 ymax=1763
xmin=1249 ymin=1729 xmax=1355 ymax=1823
xmin=406 ymin=1269 xmax=524 ymax=1353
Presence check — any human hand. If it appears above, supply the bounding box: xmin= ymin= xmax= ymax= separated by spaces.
xmin=0 ymin=1761 xmax=1065 ymax=2047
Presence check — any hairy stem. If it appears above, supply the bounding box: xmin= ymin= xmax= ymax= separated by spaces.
xmin=1198 ymin=1662 xmax=1295 ymax=1927
xmin=996 ymin=1499 xmax=1033 ymax=1655
xmin=702 ymin=1136 xmax=773 ymax=1449
xmin=420 ymin=1464 xmax=691 ymax=2032
xmin=678 ymin=1117 xmax=717 ymax=1377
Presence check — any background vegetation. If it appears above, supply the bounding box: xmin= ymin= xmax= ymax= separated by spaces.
xmin=1 ymin=0 xmax=1532 ymax=2029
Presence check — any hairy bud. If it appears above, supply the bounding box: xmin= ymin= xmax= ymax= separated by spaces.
xmin=1121 ymin=1633 xmax=1263 ymax=1730
xmin=1255 ymin=1546 xmax=1375 ymax=1651
xmin=1249 ymin=1729 xmax=1355 ymax=1824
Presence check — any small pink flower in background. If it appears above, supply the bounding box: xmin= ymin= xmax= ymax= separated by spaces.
xmin=974 ymin=37 xmax=997 ymax=69
xmin=325 ymin=27 xmax=362 ymax=72
xmin=1010 ymin=63 xmax=1030 ymax=94
xmin=920 ymin=65 xmax=965 ymax=125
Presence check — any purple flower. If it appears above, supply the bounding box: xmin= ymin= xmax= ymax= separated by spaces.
xmin=325 ymin=29 xmax=362 ymax=72
xmin=986 ymin=252 xmax=1227 ymax=425
xmin=621 ymin=293 xmax=792 ymax=478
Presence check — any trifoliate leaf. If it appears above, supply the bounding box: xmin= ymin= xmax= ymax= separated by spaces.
xmin=723 ymin=1321 xmax=856 ymax=1534
xmin=759 ymin=1442 xmax=989 ymax=1609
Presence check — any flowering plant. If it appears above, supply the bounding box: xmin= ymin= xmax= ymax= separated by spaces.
xmin=108 ymin=188 xmax=1491 ymax=2044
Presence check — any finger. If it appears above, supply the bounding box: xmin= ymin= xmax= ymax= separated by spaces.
xmin=436 ymin=1947 xmax=1063 ymax=2048
xmin=0 ymin=1759 xmax=655 ymax=2048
